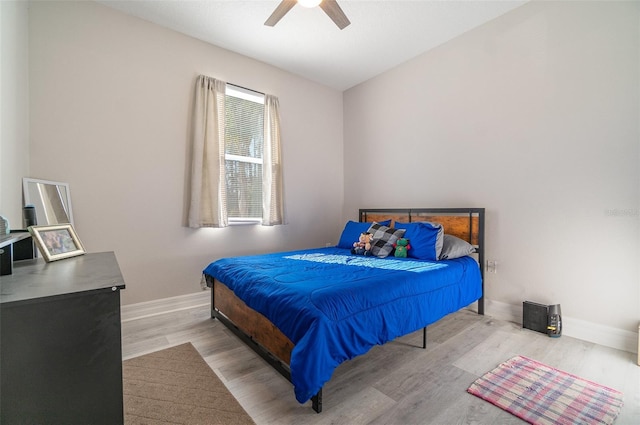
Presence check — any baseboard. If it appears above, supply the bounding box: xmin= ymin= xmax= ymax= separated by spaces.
xmin=486 ymin=299 xmax=639 ymax=354
xmin=121 ymin=292 xmax=638 ymax=355
xmin=121 ymin=290 xmax=210 ymax=322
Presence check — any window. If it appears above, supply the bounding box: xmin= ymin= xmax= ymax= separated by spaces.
xmin=188 ymin=75 xmax=283 ymax=228
xmin=224 ymin=85 xmax=265 ymax=222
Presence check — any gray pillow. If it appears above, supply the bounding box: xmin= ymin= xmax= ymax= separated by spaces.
xmin=439 ymin=234 xmax=476 ymax=260
xmin=367 ymin=223 xmax=406 ymax=258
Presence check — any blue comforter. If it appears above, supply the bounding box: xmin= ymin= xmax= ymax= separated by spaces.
xmin=204 ymin=247 xmax=482 ymax=404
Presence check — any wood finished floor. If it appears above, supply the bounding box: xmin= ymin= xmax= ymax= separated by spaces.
xmin=122 ymin=304 xmax=640 ymax=424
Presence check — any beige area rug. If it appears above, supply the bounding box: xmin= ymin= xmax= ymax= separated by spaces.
xmin=123 ymin=342 xmax=255 ymax=425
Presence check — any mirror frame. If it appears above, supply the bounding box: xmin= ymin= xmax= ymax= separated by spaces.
xmin=22 ymin=178 xmax=74 ymax=226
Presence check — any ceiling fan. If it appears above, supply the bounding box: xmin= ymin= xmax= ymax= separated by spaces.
xmin=265 ymin=0 xmax=351 ymax=30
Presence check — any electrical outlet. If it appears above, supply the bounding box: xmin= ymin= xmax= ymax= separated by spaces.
xmin=486 ymin=260 xmax=498 ymax=274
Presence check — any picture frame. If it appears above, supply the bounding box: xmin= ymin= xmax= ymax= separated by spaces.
xmin=28 ymin=224 xmax=85 ymax=263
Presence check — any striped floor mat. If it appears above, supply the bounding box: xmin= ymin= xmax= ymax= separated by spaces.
xmin=467 ymin=355 xmax=624 ymax=425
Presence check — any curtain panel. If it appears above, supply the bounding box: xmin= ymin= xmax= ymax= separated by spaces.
xmin=262 ymin=95 xmax=285 ymax=226
xmin=188 ymin=75 xmax=227 ymax=228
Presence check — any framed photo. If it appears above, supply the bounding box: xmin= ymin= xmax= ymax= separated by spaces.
xmin=28 ymin=224 xmax=85 ymax=263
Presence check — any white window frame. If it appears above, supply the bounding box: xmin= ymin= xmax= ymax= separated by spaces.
xmin=225 ymin=85 xmax=265 ymax=224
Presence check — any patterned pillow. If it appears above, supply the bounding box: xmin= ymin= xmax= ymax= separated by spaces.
xmin=336 ymin=220 xmax=392 ymax=249
xmin=367 ymin=223 xmax=406 ymax=258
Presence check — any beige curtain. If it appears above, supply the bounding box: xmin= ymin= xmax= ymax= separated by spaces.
xmin=262 ymin=95 xmax=285 ymax=225
xmin=188 ymin=75 xmax=228 ymax=228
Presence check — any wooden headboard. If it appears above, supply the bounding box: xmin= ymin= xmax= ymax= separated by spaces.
xmin=359 ymin=207 xmax=485 ymax=314
xmin=359 ymin=208 xmax=484 ymax=248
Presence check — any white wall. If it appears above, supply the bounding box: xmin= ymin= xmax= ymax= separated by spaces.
xmin=27 ymin=1 xmax=344 ymax=304
xmin=5 ymin=0 xmax=637 ymax=351
xmin=0 ymin=0 xmax=30 ymax=227
xmin=344 ymin=1 xmax=639 ymax=349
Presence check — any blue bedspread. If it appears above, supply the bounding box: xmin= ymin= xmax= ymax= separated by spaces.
xmin=204 ymin=247 xmax=482 ymax=404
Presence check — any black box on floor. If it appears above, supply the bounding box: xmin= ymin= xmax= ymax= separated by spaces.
xmin=523 ymin=301 xmax=549 ymax=334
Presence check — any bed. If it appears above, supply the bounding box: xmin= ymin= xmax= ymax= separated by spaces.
xmin=203 ymin=207 xmax=485 ymax=413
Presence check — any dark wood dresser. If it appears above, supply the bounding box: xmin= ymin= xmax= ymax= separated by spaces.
xmin=0 ymin=252 xmax=126 ymax=424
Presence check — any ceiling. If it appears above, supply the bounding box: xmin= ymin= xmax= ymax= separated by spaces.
xmin=97 ymin=0 xmax=528 ymax=91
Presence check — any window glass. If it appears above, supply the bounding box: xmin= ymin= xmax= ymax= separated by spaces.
xmin=225 ymin=86 xmax=265 ymax=220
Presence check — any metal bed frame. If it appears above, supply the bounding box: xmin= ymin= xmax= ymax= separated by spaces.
xmin=207 ymin=207 xmax=485 ymax=413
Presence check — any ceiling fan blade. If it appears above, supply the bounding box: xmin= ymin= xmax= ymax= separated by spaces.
xmin=319 ymin=0 xmax=350 ymax=30
xmin=265 ymin=0 xmax=297 ymax=27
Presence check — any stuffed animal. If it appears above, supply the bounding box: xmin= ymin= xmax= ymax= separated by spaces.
xmin=394 ymin=238 xmax=411 ymax=258
xmin=351 ymin=232 xmax=373 ymax=256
